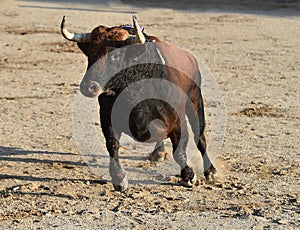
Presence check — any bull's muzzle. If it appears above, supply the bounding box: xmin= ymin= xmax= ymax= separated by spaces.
xmin=80 ymin=80 xmax=101 ymax=98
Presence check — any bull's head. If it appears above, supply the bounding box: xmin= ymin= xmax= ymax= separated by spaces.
xmin=61 ymin=16 xmax=147 ymax=97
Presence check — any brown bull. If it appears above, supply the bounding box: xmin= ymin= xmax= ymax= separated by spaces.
xmin=61 ymin=16 xmax=216 ymax=191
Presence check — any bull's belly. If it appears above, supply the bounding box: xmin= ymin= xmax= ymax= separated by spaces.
xmin=112 ymin=98 xmax=178 ymax=143
xmin=126 ymin=103 xmax=173 ymax=143
xmin=127 ymin=115 xmax=168 ymax=143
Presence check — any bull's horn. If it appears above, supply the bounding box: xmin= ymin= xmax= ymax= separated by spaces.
xmin=132 ymin=15 xmax=146 ymax=44
xmin=60 ymin=16 xmax=91 ymax=43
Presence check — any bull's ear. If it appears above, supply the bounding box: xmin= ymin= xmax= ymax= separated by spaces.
xmin=77 ymin=43 xmax=90 ymax=56
xmin=125 ymin=43 xmax=146 ymax=60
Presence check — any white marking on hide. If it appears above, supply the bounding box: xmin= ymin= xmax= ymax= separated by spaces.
xmin=156 ymin=47 xmax=166 ymax=65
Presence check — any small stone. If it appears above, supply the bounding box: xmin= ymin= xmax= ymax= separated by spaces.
xmin=12 ymin=219 xmax=21 ymax=224
xmin=272 ymin=169 xmax=284 ymax=176
xmin=12 ymin=186 xmax=20 ymax=192
xmin=76 ymin=209 xmax=87 ymax=215
xmin=39 ymin=185 xmax=50 ymax=191
xmin=99 ymin=190 xmax=106 ymax=196
xmin=277 ymin=219 xmax=289 ymax=225
xmin=214 ymin=182 xmax=224 ymax=188
xmin=254 ymin=216 xmax=268 ymax=222
xmin=288 ymin=197 xmax=297 ymax=203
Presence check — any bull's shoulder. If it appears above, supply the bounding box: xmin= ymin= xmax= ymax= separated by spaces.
xmin=155 ymin=42 xmax=199 ymax=79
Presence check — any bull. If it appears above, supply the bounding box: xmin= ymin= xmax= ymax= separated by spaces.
xmin=60 ymin=16 xmax=216 ymax=191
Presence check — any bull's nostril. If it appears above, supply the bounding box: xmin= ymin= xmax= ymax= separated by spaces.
xmin=88 ymin=81 xmax=99 ymax=94
xmin=80 ymin=80 xmax=100 ymax=97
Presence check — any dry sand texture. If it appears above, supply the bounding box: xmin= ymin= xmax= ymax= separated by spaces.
xmin=0 ymin=0 xmax=299 ymax=229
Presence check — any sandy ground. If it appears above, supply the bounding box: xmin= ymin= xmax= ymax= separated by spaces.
xmin=0 ymin=0 xmax=299 ymax=229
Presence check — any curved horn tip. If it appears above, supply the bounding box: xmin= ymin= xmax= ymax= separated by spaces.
xmin=61 ymin=16 xmax=66 ymax=31
xmin=60 ymin=16 xmax=70 ymax=40
xmin=132 ymin=15 xmax=146 ymax=44
xmin=61 ymin=16 xmax=66 ymax=24
xmin=132 ymin=15 xmax=139 ymax=26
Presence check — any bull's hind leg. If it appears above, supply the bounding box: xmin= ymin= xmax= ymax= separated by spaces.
xmin=187 ymin=86 xmax=217 ymax=181
xmin=99 ymin=94 xmax=128 ymax=192
xmin=169 ymin=121 xmax=198 ymax=187
xmin=149 ymin=141 xmax=170 ymax=162
xmin=198 ymin=134 xmax=217 ymax=181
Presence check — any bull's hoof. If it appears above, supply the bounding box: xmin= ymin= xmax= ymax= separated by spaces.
xmin=181 ymin=166 xmax=199 ymax=188
xmin=112 ymin=173 xmax=128 ymax=192
xmin=149 ymin=150 xmax=170 ymax=162
xmin=204 ymin=167 xmax=217 ymax=182
xmin=182 ymin=173 xmax=198 ymax=188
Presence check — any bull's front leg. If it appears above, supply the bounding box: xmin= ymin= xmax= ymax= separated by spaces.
xmin=106 ymin=133 xmax=128 ymax=192
xmin=99 ymin=94 xmax=128 ymax=192
xmin=169 ymin=120 xmax=198 ymax=187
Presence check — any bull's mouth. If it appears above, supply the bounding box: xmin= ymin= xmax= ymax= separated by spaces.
xmin=80 ymin=80 xmax=101 ymax=98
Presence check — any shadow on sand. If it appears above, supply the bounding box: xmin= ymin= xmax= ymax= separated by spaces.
xmin=0 ymin=146 xmax=165 ymax=193
xmin=0 ymin=146 xmax=100 ymax=167
xmin=0 ymin=146 xmax=107 ymax=199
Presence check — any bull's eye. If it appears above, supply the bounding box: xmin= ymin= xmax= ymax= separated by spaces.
xmin=110 ymin=53 xmax=120 ymax=62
